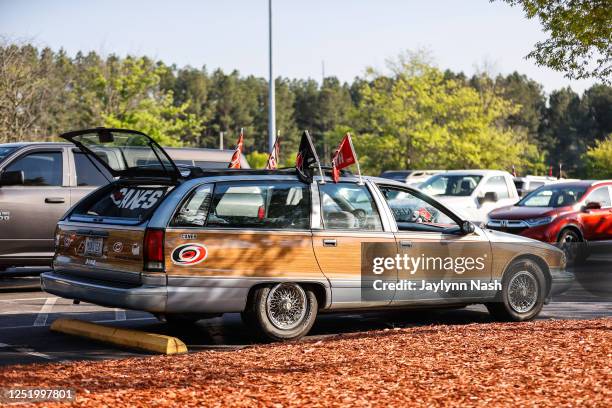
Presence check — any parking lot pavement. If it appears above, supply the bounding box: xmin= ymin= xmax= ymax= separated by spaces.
xmin=0 ymin=258 xmax=610 ymax=367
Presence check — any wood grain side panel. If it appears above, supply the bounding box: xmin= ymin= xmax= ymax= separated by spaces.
xmin=312 ymin=231 xmax=397 ymax=281
xmin=164 ymin=229 xmax=324 ymax=279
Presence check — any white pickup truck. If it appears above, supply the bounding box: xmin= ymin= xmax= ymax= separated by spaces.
xmin=419 ymin=170 xmax=520 ymax=224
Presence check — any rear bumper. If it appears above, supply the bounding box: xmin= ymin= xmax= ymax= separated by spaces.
xmin=40 ymin=271 xmax=252 ymax=313
xmin=548 ymin=267 xmax=574 ymax=298
xmin=41 ymin=272 xmax=168 ymax=313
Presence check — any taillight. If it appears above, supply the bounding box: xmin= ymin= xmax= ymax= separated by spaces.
xmin=144 ymin=228 xmax=165 ymax=271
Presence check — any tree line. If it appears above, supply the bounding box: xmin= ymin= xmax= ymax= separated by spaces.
xmin=0 ymin=44 xmax=610 ymax=177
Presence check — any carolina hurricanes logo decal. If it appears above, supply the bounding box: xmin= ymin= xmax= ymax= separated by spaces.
xmin=171 ymin=243 xmax=208 ymax=266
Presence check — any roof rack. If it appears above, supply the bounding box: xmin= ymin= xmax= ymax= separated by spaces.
xmin=186 ymin=166 xmax=355 ymax=179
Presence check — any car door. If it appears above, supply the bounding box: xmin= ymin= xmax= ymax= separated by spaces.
xmin=478 ymin=175 xmax=516 ymax=216
xmin=68 ymin=148 xmax=112 ymax=206
xmin=580 ymin=186 xmax=612 ymax=241
xmin=378 ymin=184 xmax=493 ymax=304
xmin=312 ymin=181 xmax=398 ymax=309
xmin=0 ymin=147 xmax=69 ymax=261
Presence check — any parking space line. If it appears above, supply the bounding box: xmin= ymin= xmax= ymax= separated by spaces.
xmin=0 ymin=342 xmax=54 ymax=360
xmin=33 ymin=297 xmax=58 ymax=326
xmin=0 ymin=317 xmax=157 ymax=331
xmin=0 ymin=297 xmax=56 ymax=302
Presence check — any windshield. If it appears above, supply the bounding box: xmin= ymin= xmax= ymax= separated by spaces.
xmin=519 ymin=185 xmax=587 ymax=208
xmin=0 ymin=146 xmax=18 ymax=163
xmin=420 ymin=174 xmax=483 ymax=196
xmin=61 ymin=129 xmax=178 ymax=178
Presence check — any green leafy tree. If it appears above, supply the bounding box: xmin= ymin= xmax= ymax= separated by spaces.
xmin=98 ymin=57 xmax=203 ymax=146
xmin=245 ymin=151 xmax=269 ymax=169
xmin=585 ymin=134 xmax=612 ymax=178
xmin=496 ymin=0 xmax=612 ymax=82
xmin=355 ymin=54 xmax=541 ymax=174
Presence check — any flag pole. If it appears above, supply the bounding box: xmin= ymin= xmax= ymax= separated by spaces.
xmin=347 ymin=133 xmax=363 ymax=185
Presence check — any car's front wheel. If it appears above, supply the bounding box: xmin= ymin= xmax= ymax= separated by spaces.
xmin=486 ymin=259 xmax=546 ymax=321
xmin=558 ymin=228 xmax=587 ymax=265
xmin=242 ymin=283 xmax=318 ymax=341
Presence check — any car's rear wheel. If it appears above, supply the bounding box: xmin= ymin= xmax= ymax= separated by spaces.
xmin=558 ymin=228 xmax=587 ymax=265
xmin=486 ymin=259 xmax=546 ymax=321
xmin=242 ymin=283 xmax=318 ymax=341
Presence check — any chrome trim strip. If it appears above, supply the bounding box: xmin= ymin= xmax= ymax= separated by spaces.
xmin=310 ymin=182 xmax=322 ymax=229
xmin=487 ymin=219 xmax=529 ymax=228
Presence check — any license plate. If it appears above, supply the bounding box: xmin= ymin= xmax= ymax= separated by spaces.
xmin=84 ymin=237 xmax=103 ymax=257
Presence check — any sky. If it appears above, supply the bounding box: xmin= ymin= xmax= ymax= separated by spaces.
xmin=0 ymin=0 xmax=598 ymax=94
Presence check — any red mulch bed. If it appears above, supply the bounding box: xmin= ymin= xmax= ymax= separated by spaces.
xmin=1 ymin=318 xmax=610 ymax=407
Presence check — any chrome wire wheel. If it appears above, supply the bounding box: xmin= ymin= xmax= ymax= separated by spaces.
xmin=508 ymin=271 xmax=538 ymax=313
xmin=266 ymin=283 xmax=308 ymax=330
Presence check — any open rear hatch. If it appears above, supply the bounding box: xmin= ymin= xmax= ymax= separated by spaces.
xmin=60 ymin=127 xmax=181 ymax=180
xmin=54 ymin=128 xmax=178 ymax=284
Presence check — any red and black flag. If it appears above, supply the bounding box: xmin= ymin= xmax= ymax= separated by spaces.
xmin=265 ymin=135 xmax=280 ymax=170
xmin=228 ymin=128 xmax=244 ymax=169
xmin=295 ymin=130 xmax=322 ymax=183
xmin=331 ymin=132 xmax=363 ymax=184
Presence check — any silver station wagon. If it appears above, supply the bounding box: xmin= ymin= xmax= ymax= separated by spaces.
xmin=42 ymin=128 xmax=573 ymax=341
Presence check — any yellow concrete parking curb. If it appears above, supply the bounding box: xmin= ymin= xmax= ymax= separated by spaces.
xmin=50 ymin=318 xmax=188 ymax=355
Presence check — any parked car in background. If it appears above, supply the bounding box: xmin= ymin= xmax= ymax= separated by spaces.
xmin=419 ymin=170 xmax=520 ymax=224
xmin=379 ymin=170 xmax=442 ymax=187
xmin=487 ymin=180 xmax=612 ymax=264
xmin=42 ymin=127 xmax=571 ymax=341
xmin=0 ymin=139 xmax=248 ymax=272
xmin=513 ymin=175 xmax=568 ymax=197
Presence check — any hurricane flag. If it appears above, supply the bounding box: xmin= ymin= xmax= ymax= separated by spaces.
xmin=295 ymin=130 xmax=323 ymax=183
xmin=331 ymin=133 xmax=362 ymax=184
xmin=228 ymin=128 xmax=244 ymax=169
xmin=265 ymin=135 xmax=280 ymax=170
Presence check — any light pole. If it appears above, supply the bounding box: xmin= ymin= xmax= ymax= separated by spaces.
xmin=268 ymin=0 xmax=275 ymax=153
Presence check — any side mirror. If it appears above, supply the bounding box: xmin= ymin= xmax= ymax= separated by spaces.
xmin=0 ymin=170 xmax=24 ymax=186
xmin=461 ymin=220 xmax=475 ymax=235
xmin=583 ymin=201 xmax=601 ymax=211
xmin=482 ymin=191 xmax=498 ymax=203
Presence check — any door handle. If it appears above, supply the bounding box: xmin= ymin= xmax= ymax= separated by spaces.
xmin=399 ymin=240 xmax=413 ymax=248
xmin=323 ymin=239 xmax=337 ymax=247
xmin=45 ymin=197 xmax=65 ymax=204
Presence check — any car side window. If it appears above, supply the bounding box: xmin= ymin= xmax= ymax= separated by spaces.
xmin=319 ymin=183 xmax=382 ymax=231
xmin=171 ymin=184 xmax=213 ymax=227
xmin=483 ymin=176 xmax=510 ymax=199
xmin=74 ymin=152 xmax=109 ymax=186
xmin=5 ymin=151 xmax=62 ymax=186
xmin=380 ymin=186 xmax=458 ymax=232
xmin=586 ymin=187 xmax=611 ymax=208
xmin=206 ymin=181 xmax=310 ymax=229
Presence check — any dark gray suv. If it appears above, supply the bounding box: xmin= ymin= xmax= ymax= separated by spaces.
xmin=0 ymin=140 xmax=250 ymax=272
xmin=0 ymin=142 xmax=111 ymax=271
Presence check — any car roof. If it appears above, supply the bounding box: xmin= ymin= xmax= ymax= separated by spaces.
xmin=538 ymin=180 xmax=611 ymax=188
xmin=437 ymin=169 xmax=510 ymax=176
xmin=0 ymin=142 xmax=71 ymax=148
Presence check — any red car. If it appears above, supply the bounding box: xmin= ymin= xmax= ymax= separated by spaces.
xmin=487 ymin=180 xmax=612 ymax=264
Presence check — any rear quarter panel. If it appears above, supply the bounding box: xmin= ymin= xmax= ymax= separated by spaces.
xmin=164 ymin=229 xmax=325 ymax=279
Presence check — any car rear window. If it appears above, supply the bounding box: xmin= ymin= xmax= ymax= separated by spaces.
xmin=0 ymin=146 xmax=17 ymax=163
xmin=71 ymin=184 xmax=172 ymax=223
xmin=203 ymin=181 xmax=310 ymax=229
